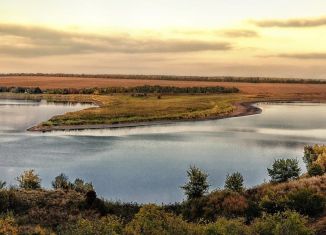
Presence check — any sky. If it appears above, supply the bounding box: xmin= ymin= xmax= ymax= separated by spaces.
xmin=0 ymin=0 xmax=326 ymax=78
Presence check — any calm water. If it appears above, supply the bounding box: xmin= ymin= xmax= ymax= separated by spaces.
xmin=0 ymin=99 xmax=325 ymax=203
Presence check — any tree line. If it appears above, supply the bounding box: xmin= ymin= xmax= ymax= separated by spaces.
xmin=0 ymin=85 xmax=239 ymax=95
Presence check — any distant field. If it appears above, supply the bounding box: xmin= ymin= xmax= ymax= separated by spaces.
xmin=1 ymin=76 xmax=326 ymax=98
xmin=1 ymin=75 xmax=326 ymax=131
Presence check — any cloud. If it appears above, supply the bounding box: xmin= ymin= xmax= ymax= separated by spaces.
xmin=171 ymin=28 xmax=259 ymax=38
xmin=276 ymin=53 xmax=326 ymax=60
xmin=0 ymin=24 xmax=232 ymax=57
xmin=221 ymin=29 xmax=259 ymax=38
xmin=252 ymin=16 xmax=326 ymax=27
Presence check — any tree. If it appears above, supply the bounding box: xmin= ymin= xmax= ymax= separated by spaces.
xmin=181 ymin=165 xmax=209 ymax=200
xmin=267 ymin=159 xmax=300 ymax=183
xmin=224 ymin=172 xmax=244 ymax=192
xmin=73 ymin=178 xmax=94 ymax=193
xmin=52 ymin=173 xmax=70 ymax=190
xmin=16 ymin=169 xmax=41 ymax=189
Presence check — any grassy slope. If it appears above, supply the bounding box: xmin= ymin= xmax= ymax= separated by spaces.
xmin=1 ymin=175 xmax=325 ymax=234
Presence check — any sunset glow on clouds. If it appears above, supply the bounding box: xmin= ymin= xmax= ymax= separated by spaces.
xmin=0 ymin=0 xmax=326 ymax=78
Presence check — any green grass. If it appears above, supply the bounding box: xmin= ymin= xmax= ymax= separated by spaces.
xmin=40 ymin=94 xmax=241 ymax=127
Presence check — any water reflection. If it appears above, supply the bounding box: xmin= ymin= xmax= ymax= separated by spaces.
xmin=0 ymin=101 xmax=325 ymax=203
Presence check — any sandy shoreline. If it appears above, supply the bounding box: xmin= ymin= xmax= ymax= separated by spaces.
xmin=27 ymin=101 xmax=262 ymax=132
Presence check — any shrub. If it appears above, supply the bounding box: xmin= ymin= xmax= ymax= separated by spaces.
xmin=0 ymin=214 xmax=18 ymax=235
xmin=259 ymin=192 xmax=288 ymax=214
xmin=85 ymin=190 xmax=97 ymax=206
xmin=52 ymin=173 xmax=70 ymax=190
xmin=221 ymin=193 xmax=248 ymax=217
xmin=62 ymin=216 xmax=123 ymax=235
xmin=125 ymin=204 xmax=199 ymax=235
xmin=287 ymin=188 xmax=325 ymax=216
xmin=308 ymin=163 xmax=324 ymax=176
xmin=267 ymin=159 xmax=300 ymax=183
xmin=205 ymin=218 xmax=250 ymax=235
xmin=303 ymin=145 xmax=326 ymax=173
xmin=251 ymin=210 xmax=314 ymax=235
xmin=316 ymin=153 xmax=326 ymax=171
xmin=16 ymin=170 xmax=41 ymax=189
xmin=72 ymin=178 xmax=94 ymax=193
xmin=225 ymin=172 xmax=244 ymax=192
xmin=181 ymin=166 xmax=209 ymax=200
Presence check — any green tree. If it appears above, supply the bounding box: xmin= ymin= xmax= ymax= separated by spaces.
xmin=181 ymin=166 xmax=209 ymax=200
xmin=224 ymin=172 xmax=244 ymax=192
xmin=16 ymin=169 xmax=41 ymax=189
xmin=73 ymin=178 xmax=94 ymax=193
xmin=267 ymin=159 xmax=300 ymax=183
xmin=52 ymin=173 xmax=70 ymax=190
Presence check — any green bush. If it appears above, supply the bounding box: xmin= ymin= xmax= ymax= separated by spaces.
xmin=308 ymin=163 xmax=324 ymax=176
xmin=287 ymin=188 xmax=325 ymax=216
xmin=16 ymin=170 xmax=41 ymax=189
xmin=62 ymin=216 xmax=124 ymax=235
xmin=267 ymin=159 xmax=301 ymax=183
xmin=259 ymin=192 xmax=288 ymax=214
xmin=204 ymin=218 xmax=250 ymax=235
xmin=72 ymin=178 xmax=94 ymax=193
xmin=224 ymin=172 xmax=244 ymax=192
xmin=125 ymin=204 xmax=200 ymax=235
xmin=251 ymin=210 xmax=314 ymax=235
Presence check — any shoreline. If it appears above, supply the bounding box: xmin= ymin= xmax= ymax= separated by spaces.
xmin=27 ymin=101 xmax=262 ymax=132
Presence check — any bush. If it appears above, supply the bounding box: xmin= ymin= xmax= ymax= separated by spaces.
xmin=259 ymin=192 xmax=288 ymax=214
xmin=303 ymin=145 xmax=326 ymax=173
xmin=62 ymin=216 xmax=123 ymax=235
xmin=181 ymin=166 xmax=209 ymax=200
xmin=222 ymin=193 xmax=248 ymax=217
xmin=72 ymin=178 xmax=94 ymax=193
xmin=251 ymin=210 xmax=314 ymax=235
xmin=287 ymin=188 xmax=325 ymax=216
xmin=267 ymin=159 xmax=300 ymax=183
xmin=0 ymin=214 xmax=18 ymax=235
xmin=16 ymin=170 xmax=41 ymax=189
xmin=125 ymin=204 xmax=200 ymax=235
xmin=225 ymin=172 xmax=244 ymax=192
xmin=205 ymin=218 xmax=250 ymax=235
xmin=308 ymin=163 xmax=324 ymax=176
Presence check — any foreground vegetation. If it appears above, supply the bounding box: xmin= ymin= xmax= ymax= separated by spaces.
xmin=0 ymin=145 xmax=325 ymax=234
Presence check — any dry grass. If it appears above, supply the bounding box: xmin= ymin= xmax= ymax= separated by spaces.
xmin=252 ymin=174 xmax=326 ymax=198
xmin=1 ymin=76 xmax=326 ymax=99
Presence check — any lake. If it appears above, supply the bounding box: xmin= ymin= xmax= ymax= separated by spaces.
xmin=0 ymin=99 xmax=325 ymax=203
